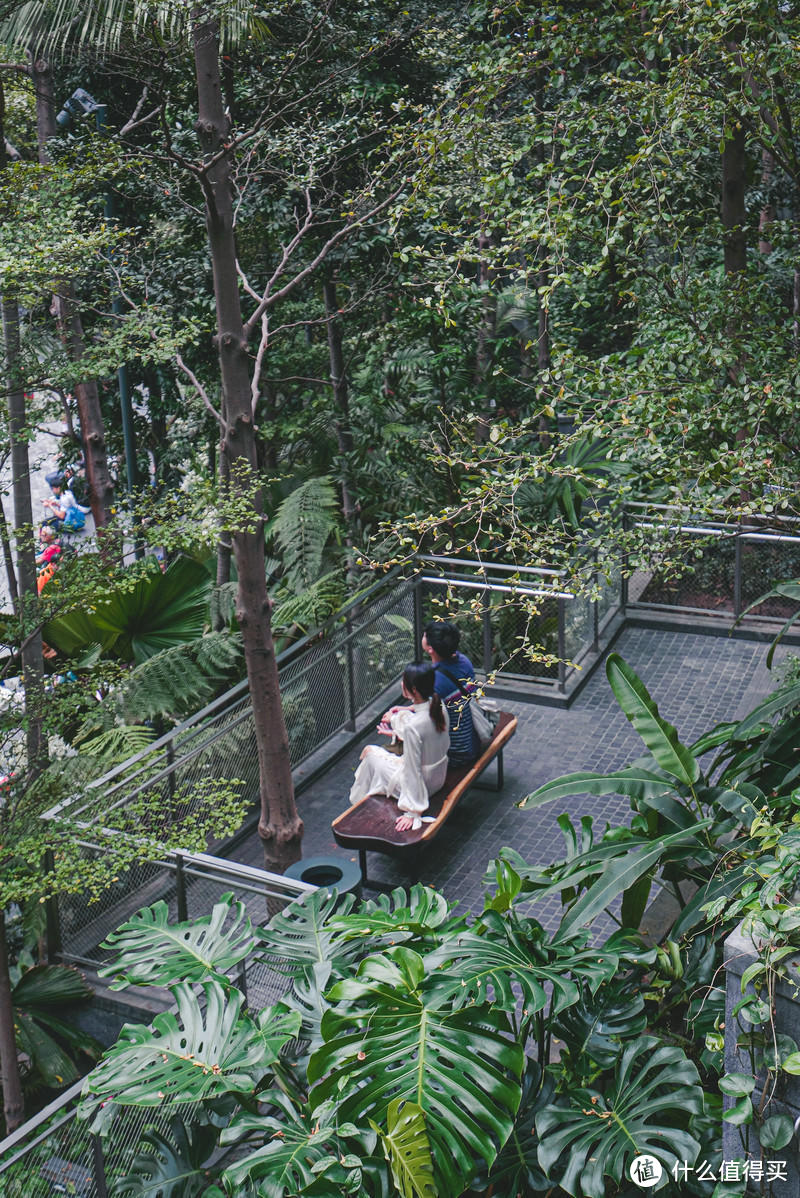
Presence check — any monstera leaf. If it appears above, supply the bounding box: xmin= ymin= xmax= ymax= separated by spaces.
xmin=222 ymin=1091 xmax=358 ymax=1198
xmin=281 ymin=960 xmax=334 ymax=1050
xmin=373 ymin=1099 xmax=436 ymax=1198
xmin=606 ymin=654 xmax=700 ymax=785
xmin=485 ymin=1061 xmax=554 ymax=1197
xmin=111 ymin=1118 xmax=221 ymax=1197
xmin=308 ymin=947 xmax=523 ymax=1198
xmin=552 ymin=985 xmax=647 ymax=1072
xmin=84 ymin=983 xmax=300 ymax=1107
xmin=427 ymin=910 xmax=618 ymax=1015
xmin=328 ymin=884 xmax=464 ymax=946
xmin=257 ymin=887 xmax=361 ymax=977
xmin=99 ymin=894 xmax=254 ymax=989
xmin=536 ymin=1037 xmax=703 ymax=1197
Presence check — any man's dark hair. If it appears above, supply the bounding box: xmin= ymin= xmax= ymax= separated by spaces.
xmin=424 ymin=620 xmax=460 ymax=658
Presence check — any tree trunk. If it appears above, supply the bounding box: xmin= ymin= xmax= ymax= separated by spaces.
xmin=0 ymin=493 xmax=18 ymax=615
xmin=215 ymin=445 xmax=232 ymax=592
xmin=30 ymin=58 xmax=114 ymax=531
xmin=722 ymin=120 xmax=747 ymax=277
xmin=0 ymin=908 xmax=23 ymax=1133
xmin=758 ymin=147 xmax=776 ymax=256
xmin=4 ymin=298 xmax=47 ymax=776
xmin=192 ymin=14 xmax=302 ymax=872
xmin=0 ymin=81 xmax=28 ymax=1134
xmin=51 ymin=295 xmax=115 ymax=530
xmin=323 ymin=279 xmax=357 ymax=565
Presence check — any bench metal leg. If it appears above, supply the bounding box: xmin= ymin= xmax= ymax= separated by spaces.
xmin=473 ymin=746 xmax=505 ymax=793
xmin=358 ymin=849 xmax=395 ymax=894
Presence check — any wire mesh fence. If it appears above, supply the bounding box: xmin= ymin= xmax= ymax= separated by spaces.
xmin=0 ymin=1086 xmax=202 ymax=1197
xmin=55 ymin=847 xmax=313 ymax=974
xmin=624 ymin=506 xmax=800 ymax=625
xmin=0 ymin=860 xmax=312 ymax=1195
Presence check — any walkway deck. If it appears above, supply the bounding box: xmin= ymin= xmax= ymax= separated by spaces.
xmin=234 ymin=626 xmax=784 ymax=930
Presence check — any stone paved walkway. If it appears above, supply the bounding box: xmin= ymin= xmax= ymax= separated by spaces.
xmin=238 ymin=626 xmax=786 ymax=931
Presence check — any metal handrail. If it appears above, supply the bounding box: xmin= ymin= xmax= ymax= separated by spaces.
xmin=623 ymin=500 xmax=800 ymax=525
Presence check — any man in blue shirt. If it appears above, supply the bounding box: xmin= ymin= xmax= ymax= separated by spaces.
xmin=422 ymin=620 xmax=479 ymax=764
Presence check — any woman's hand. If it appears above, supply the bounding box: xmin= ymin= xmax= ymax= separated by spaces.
xmin=395 ymin=814 xmax=415 ymax=832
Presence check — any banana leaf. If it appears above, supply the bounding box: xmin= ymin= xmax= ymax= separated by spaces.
xmin=520 ymin=765 xmax=675 ymax=809
xmin=553 ymin=823 xmax=712 ymax=944
xmin=735 ymin=580 xmax=800 ymax=668
xmin=733 ymin=681 xmax=800 ymax=736
xmin=606 ymin=654 xmax=700 ymax=785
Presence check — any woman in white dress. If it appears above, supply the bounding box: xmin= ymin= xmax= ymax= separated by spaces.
xmin=349 ymin=663 xmax=450 ymax=831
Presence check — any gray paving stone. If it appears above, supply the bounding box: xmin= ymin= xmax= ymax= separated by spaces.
xmin=234 ymin=627 xmax=789 ymax=934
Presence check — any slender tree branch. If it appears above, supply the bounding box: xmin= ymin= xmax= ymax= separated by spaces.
xmin=119 ymin=103 xmax=162 ymax=138
xmin=251 ymin=312 xmax=269 ymax=417
xmin=176 ymin=352 xmax=225 ymax=428
xmin=243 ymin=185 xmax=403 ymax=338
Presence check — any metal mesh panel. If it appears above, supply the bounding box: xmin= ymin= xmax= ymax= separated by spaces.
xmin=0 ymin=1098 xmax=198 ymax=1197
xmin=57 ymin=846 xmax=311 ymax=974
xmin=740 ymin=539 xmax=800 ymax=614
xmin=351 ymin=587 xmax=416 ymax=709
xmin=58 ymin=855 xmax=174 ymax=969
xmin=564 ymin=592 xmax=593 ymax=662
xmin=419 ymin=581 xmax=561 ymax=681
xmin=633 ymin=532 xmax=736 ymax=613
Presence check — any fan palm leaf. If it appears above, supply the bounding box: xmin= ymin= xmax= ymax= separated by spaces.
xmin=2 ymin=0 xmax=255 ymax=58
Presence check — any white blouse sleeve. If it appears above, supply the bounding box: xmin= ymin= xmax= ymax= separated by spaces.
xmin=394 ymin=719 xmax=429 ymax=820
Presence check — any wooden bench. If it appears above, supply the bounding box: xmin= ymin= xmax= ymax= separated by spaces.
xmin=332 ymin=711 xmax=518 ymax=890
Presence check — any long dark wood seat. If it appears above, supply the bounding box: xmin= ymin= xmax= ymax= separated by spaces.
xmin=332 ymin=711 xmax=517 ymax=889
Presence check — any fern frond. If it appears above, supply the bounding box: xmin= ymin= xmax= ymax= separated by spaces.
xmin=209 ymin=582 xmax=239 ymax=630
xmin=271 ymin=476 xmax=340 ymax=594
xmin=122 ymin=632 xmax=243 ymax=722
xmin=272 ymin=570 xmax=345 ymax=633
xmin=75 ymin=724 xmax=155 ymax=762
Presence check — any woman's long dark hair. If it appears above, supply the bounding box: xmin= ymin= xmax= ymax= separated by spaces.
xmin=403 ymin=663 xmax=446 ymax=733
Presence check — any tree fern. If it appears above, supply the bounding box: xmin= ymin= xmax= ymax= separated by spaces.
xmin=74 ymin=723 xmax=156 ymax=761
xmin=271 ymin=476 xmax=340 ymax=595
xmin=272 ymin=570 xmax=345 ymax=633
xmin=122 ymin=632 xmax=243 ymax=723
xmin=209 ymin=582 xmax=239 ymax=631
